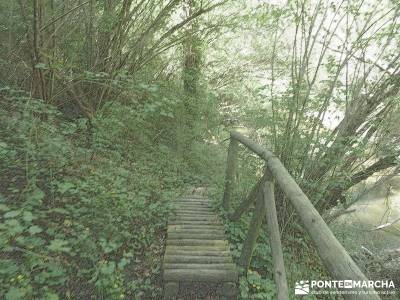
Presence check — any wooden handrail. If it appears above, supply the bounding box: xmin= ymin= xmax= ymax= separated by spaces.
xmin=223 ymin=131 xmax=380 ymax=300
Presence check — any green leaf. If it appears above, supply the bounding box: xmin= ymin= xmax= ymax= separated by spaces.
xmin=47 ymin=239 xmax=71 ymax=252
xmin=5 ymin=219 xmax=24 ymax=235
xmin=5 ymin=287 xmax=26 ymax=300
xmin=99 ymin=238 xmax=121 ymax=254
xmin=148 ymin=85 xmax=159 ymax=93
xmin=28 ymin=225 xmax=43 ymax=235
xmin=0 ymin=204 xmax=10 ymax=211
xmin=22 ymin=211 xmax=35 ymax=222
xmin=50 ymin=208 xmax=69 ymax=214
xmin=29 ymin=187 xmax=45 ymax=203
xmin=118 ymin=257 xmax=130 ymax=269
xmin=34 ymin=63 xmax=47 ymax=69
xmin=47 ymin=263 xmax=66 ymax=278
xmin=57 ymin=182 xmax=75 ymax=194
xmin=4 ymin=210 xmax=20 ymax=218
xmin=0 ymin=260 xmax=18 ymax=275
xmin=45 ymin=293 xmax=59 ymax=300
xmin=100 ymin=261 xmax=116 ymax=275
xmin=0 ymin=193 xmax=6 ymax=202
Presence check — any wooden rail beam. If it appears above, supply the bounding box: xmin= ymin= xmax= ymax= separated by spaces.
xmin=230 ymin=131 xmax=269 ymax=159
xmin=229 ymin=173 xmax=265 ymax=221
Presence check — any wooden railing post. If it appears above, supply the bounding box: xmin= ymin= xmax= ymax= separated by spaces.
xmin=263 ymin=170 xmax=288 ymax=300
xmin=238 ymin=188 xmax=265 ymax=271
xmin=222 ymin=136 xmax=238 ymax=210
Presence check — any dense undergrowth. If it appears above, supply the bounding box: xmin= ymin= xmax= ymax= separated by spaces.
xmin=0 ymin=87 xmax=204 ymax=299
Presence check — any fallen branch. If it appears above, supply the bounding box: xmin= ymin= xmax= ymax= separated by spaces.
xmin=370 ymin=217 xmax=400 ymax=231
xmin=325 ymin=208 xmax=356 ymax=224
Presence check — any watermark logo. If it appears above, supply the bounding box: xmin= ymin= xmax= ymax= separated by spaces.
xmin=294 ymin=280 xmax=396 ymax=296
xmin=295 ymin=280 xmax=309 ymax=295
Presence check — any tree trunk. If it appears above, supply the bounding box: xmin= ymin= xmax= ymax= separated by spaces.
xmin=32 ymin=0 xmax=47 ymax=101
xmin=176 ymin=0 xmax=203 ymax=158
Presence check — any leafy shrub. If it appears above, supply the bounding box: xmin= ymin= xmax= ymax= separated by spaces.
xmin=0 ymin=88 xmax=185 ymax=299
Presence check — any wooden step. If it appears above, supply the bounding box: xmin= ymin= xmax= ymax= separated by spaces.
xmin=166 ymin=245 xmax=230 ymax=252
xmin=169 ymin=220 xmax=222 ymax=226
xmin=164 ymin=255 xmax=232 ymax=264
xmin=168 ymin=233 xmax=225 ymax=240
xmin=168 ymin=229 xmax=225 ymax=236
xmin=172 ymin=212 xmax=216 ymax=217
xmin=173 ymin=205 xmax=212 ymax=210
xmin=163 ymin=263 xmax=236 ymax=270
xmin=175 ymin=198 xmax=211 ymax=203
xmin=168 ymin=224 xmax=225 ymax=231
xmin=164 ymin=269 xmax=237 ymax=282
xmin=174 ymin=199 xmax=211 ymax=203
xmin=166 ymin=239 xmax=228 ymax=247
xmin=170 ymin=215 xmax=219 ymax=222
xmin=165 ymin=249 xmax=230 ymax=257
xmin=172 ymin=214 xmax=216 ymax=219
xmin=180 ymin=195 xmax=208 ymax=199
xmin=173 ymin=207 xmax=212 ymax=212
xmin=173 ymin=211 xmax=215 ymax=216
xmin=175 ymin=199 xmax=211 ymax=203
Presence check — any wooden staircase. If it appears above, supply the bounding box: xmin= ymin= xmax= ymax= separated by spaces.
xmin=162 ymin=188 xmax=238 ymax=299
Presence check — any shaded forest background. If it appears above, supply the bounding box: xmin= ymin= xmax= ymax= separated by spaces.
xmin=0 ymin=0 xmax=399 ymax=299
